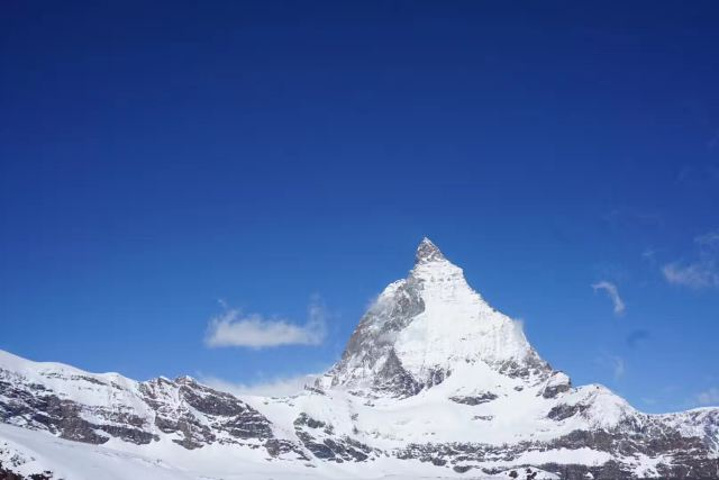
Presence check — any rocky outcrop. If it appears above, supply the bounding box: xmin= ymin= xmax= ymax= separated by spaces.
xmin=450 ymin=392 xmax=498 ymax=405
xmin=0 ymin=378 xmax=156 ymax=446
xmin=293 ymin=413 xmax=376 ymax=462
xmin=0 ymin=465 xmax=52 ymax=480
xmin=0 ymin=361 xmax=278 ymax=453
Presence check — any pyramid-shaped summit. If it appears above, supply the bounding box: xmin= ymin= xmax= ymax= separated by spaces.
xmin=415 ymin=237 xmax=445 ymax=264
xmin=317 ymin=237 xmax=553 ymax=397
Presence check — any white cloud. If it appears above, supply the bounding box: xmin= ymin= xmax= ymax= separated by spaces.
xmin=662 ymin=261 xmax=718 ymax=289
xmin=592 ymin=281 xmax=626 ymax=315
xmin=696 ymin=388 xmax=719 ymax=406
xmin=202 ymin=372 xmax=320 ymax=397
xmin=641 ymin=248 xmax=656 ymax=260
xmin=205 ymin=297 xmax=327 ymax=348
xmin=662 ymin=230 xmax=719 ymax=290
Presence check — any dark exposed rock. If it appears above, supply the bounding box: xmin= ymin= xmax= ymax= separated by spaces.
xmin=450 ymin=392 xmax=498 ymax=405
xmin=373 ymin=349 xmax=422 ymax=398
xmin=319 ymin=276 xmax=426 ymax=397
xmin=0 ymin=463 xmax=53 ymax=480
xmin=177 ymin=378 xmax=247 ymax=417
xmin=0 ymin=384 xmax=156 ymax=446
xmin=303 ymin=386 xmax=325 ymax=395
xmin=416 ymin=238 xmax=445 ymax=264
xmin=499 ymin=355 xmax=552 ymax=381
xmin=541 ymin=383 xmax=570 ymax=398
xmin=547 ymin=403 xmax=590 ymax=421
xmin=472 ymin=415 xmax=494 ymax=421
xmin=297 ymin=431 xmax=335 ymax=460
xmin=1 ymin=365 xmax=276 ymax=456
xmin=223 ymin=414 xmax=273 ymax=440
xmin=541 ymin=373 xmax=572 ymax=399
xmin=264 ymin=439 xmax=309 ymax=460
xmin=140 ymin=377 xmax=274 ymax=448
xmin=425 ymin=368 xmax=451 ymax=389
xmin=97 ymin=424 xmax=156 ymax=445
xmin=392 ymin=420 xmax=719 ymax=478
xmin=294 ymin=413 xmax=327 ymax=430
xmin=294 ymin=415 xmax=375 ymax=463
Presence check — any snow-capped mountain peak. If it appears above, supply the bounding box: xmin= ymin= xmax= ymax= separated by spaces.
xmin=318 ymin=238 xmax=551 ymax=397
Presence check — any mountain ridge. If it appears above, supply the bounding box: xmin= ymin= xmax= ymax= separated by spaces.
xmin=1 ymin=239 xmax=718 ymax=479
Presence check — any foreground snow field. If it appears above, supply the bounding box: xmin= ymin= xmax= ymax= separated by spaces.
xmin=0 ymin=424 xmax=560 ymax=480
xmin=1 ymin=240 xmax=717 ymax=479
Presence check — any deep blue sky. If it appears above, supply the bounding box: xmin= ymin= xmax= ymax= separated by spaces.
xmin=2 ymin=2 xmax=718 ymax=412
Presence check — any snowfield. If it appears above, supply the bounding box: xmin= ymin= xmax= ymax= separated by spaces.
xmin=0 ymin=424 xmax=561 ymax=480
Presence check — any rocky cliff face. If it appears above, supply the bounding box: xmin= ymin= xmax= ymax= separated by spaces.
xmin=0 ymin=352 xmax=305 ymax=460
xmin=0 ymin=239 xmax=717 ymax=479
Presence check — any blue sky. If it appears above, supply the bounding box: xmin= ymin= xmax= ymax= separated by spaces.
xmin=1 ymin=2 xmax=718 ymax=412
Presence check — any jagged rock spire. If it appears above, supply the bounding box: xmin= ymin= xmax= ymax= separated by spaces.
xmin=415 ymin=237 xmax=445 ymax=264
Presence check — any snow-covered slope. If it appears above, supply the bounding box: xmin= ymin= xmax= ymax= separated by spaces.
xmin=317 ymin=239 xmax=550 ymax=397
xmin=1 ymin=239 xmax=718 ymax=479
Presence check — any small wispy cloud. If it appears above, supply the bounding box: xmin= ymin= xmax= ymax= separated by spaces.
xmin=677 ymin=163 xmax=719 ymax=183
xmin=662 ymin=230 xmax=719 ymax=290
xmin=603 ymin=208 xmax=664 ymax=228
xmin=663 ymin=262 xmax=718 ymax=289
xmin=695 ymin=230 xmax=719 ymax=247
xmin=597 ymin=354 xmax=626 ymax=381
xmin=641 ymin=247 xmax=660 ymax=264
xmin=592 ymin=281 xmax=626 ymax=315
xmin=202 ymin=372 xmax=320 ymax=397
xmin=205 ymin=296 xmax=327 ymax=349
xmin=696 ymin=388 xmax=719 ymax=407
xmin=611 ymin=356 xmax=626 ymax=380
